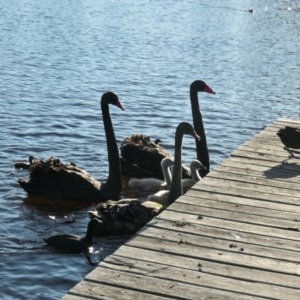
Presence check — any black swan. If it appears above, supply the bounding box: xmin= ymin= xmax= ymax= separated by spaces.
xmin=120 ymin=80 xmax=215 ymax=180
xmin=16 ymin=91 xmax=124 ymax=203
xmin=277 ymin=126 xmax=300 ymax=157
xmin=119 ymin=133 xmax=190 ymax=180
xmin=44 ymin=218 xmax=101 ymax=264
xmin=127 ymin=157 xmax=173 ymax=192
xmin=190 ymin=80 xmax=215 ymax=177
xmin=88 ymin=122 xmax=200 ymax=237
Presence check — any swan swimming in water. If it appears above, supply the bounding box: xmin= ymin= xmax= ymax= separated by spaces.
xmin=127 ymin=157 xmax=173 ymax=193
xmin=148 ymin=122 xmax=201 ymax=205
xmin=148 ymin=158 xmax=205 ymax=203
xmin=16 ymin=92 xmax=125 ymax=203
xmin=44 ymin=218 xmax=101 ymax=264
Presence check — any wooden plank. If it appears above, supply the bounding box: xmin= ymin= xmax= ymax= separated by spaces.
xmin=124 ymin=234 xmax=300 ymax=275
xmin=186 ymin=188 xmax=300 ymax=214
xmin=237 ymin=144 xmax=298 ymax=159
xmin=146 ymin=218 xmax=300 ymax=252
xmin=166 ymin=200 xmax=300 ymax=231
xmin=82 ymin=267 xmax=258 ymax=300
xmin=156 ymin=208 xmax=300 ymax=241
xmin=191 ymin=181 xmax=300 ymax=206
xmin=112 ymin=246 xmax=300 ymax=290
xmin=213 ymin=163 xmax=300 ymax=184
xmin=137 ymin=223 xmax=300 ymax=263
xmin=205 ymin=169 xmax=300 ymax=193
xmin=231 ymin=149 xmax=294 ymax=163
xmin=97 ymin=255 xmax=300 ymax=299
xmin=216 ymin=156 xmax=300 ymax=180
xmin=63 ymin=280 xmax=170 ymax=300
xmin=180 ymin=193 xmax=300 ymax=221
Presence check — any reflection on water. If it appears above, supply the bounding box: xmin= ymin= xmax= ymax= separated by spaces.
xmin=1 ymin=0 xmax=300 ymax=298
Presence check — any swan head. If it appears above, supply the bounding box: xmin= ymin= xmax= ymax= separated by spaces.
xmin=190 ymin=80 xmax=215 ymax=95
xmin=190 ymin=159 xmax=206 ymax=171
xmin=102 ymin=91 xmax=125 ymax=110
xmin=161 ymin=157 xmax=174 ymax=169
xmin=177 ymin=122 xmax=201 ymax=141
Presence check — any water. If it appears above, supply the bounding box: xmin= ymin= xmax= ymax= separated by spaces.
xmin=1 ymin=0 xmax=300 ymax=298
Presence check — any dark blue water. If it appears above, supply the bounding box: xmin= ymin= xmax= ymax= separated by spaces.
xmin=1 ymin=0 xmax=300 ymax=299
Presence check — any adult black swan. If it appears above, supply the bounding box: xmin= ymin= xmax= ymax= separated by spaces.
xmin=88 ymin=122 xmax=200 ymax=237
xmin=120 ymin=80 xmax=215 ymax=180
xmin=190 ymin=80 xmax=215 ymax=177
xmin=16 ymin=92 xmax=124 ymax=203
xmin=277 ymin=126 xmax=300 ymax=157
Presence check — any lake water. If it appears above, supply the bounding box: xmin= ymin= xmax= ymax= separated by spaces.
xmin=1 ymin=0 xmax=300 ymax=299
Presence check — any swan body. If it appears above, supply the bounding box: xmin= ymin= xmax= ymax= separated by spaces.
xmin=147 ymin=189 xmax=170 ymax=204
xmin=44 ymin=218 xmax=101 ymax=264
xmin=88 ymin=198 xmax=163 ymax=237
xmin=120 ymin=134 xmax=191 ymax=179
xmin=128 ymin=157 xmax=173 ymax=192
xmin=190 ymin=80 xmax=215 ymax=177
xmin=277 ymin=126 xmax=300 ymax=157
xmin=88 ymin=122 xmax=200 ymax=237
xmin=17 ymin=92 xmax=124 ymax=203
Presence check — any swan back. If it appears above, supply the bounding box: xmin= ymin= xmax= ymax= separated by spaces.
xmin=127 ymin=156 xmax=174 ymax=193
xmin=128 ymin=177 xmax=164 ymax=192
xmin=147 ymin=190 xmax=170 ymax=206
xmin=277 ymin=126 xmax=300 ymax=149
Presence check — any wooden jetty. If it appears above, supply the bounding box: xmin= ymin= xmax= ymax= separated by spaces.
xmin=63 ymin=119 xmax=300 ymax=300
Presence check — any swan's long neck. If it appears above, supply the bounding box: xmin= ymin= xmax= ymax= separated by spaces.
xmin=190 ymin=87 xmax=209 ymax=177
xmin=168 ymin=129 xmax=184 ymax=204
xmin=85 ymin=219 xmax=100 ymax=247
xmin=101 ymin=100 xmax=121 ymax=198
xmin=161 ymin=158 xmax=173 ymax=188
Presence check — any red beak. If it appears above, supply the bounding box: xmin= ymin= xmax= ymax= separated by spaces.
xmin=116 ymin=100 xmax=125 ymax=110
xmin=205 ymin=84 xmax=216 ymax=95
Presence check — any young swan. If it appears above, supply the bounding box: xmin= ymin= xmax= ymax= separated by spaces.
xmin=182 ymin=159 xmax=206 ymax=193
xmin=128 ymin=157 xmax=173 ymax=192
xmin=147 ymin=159 xmax=205 ymax=202
xmin=148 ymin=122 xmax=201 ymax=206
